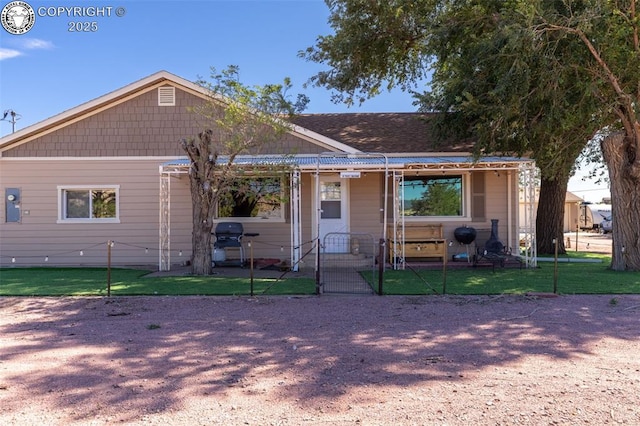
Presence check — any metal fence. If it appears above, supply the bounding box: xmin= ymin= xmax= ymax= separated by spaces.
xmin=319 ymin=233 xmax=377 ymax=294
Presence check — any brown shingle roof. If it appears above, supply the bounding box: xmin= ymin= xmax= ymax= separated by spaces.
xmin=292 ymin=113 xmax=474 ymax=153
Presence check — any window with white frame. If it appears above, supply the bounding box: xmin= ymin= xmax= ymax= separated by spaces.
xmin=58 ymin=186 xmax=120 ymax=223
xmin=217 ymin=177 xmax=285 ymax=221
xmin=402 ymin=175 xmax=465 ymax=217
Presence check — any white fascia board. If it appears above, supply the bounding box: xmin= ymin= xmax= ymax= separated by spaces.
xmin=288 ymin=124 xmax=361 ymax=154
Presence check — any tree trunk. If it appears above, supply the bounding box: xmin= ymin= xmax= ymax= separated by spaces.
xmin=189 ymin=174 xmax=214 ymax=276
xmin=536 ymin=177 xmax=568 ymax=255
xmin=601 ymin=132 xmax=640 ymax=271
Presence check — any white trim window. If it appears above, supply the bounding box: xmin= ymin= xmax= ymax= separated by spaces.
xmin=401 ymin=174 xmax=468 ymax=219
xmin=216 ymin=177 xmax=285 ymax=222
xmin=57 ymin=185 xmax=120 ymax=223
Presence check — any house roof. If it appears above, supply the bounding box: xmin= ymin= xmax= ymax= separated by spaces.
xmin=0 ymin=71 xmax=525 ymax=160
xmin=0 ymin=71 xmax=199 ymax=151
xmin=565 ymin=191 xmax=584 ymax=203
xmin=0 ymin=71 xmax=357 ymax=155
xmin=292 ymin=113 xmax=475 ymax=153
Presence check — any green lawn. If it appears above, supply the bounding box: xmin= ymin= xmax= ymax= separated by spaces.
xmin=380 ymin=266 xmax=640 ymax=295
xmin=1 ymin=256 xmax=639 ymax=296
xmin=0 ymin=267 xmax=316 ymax=296
xmin=378 ymin=255 xmax=640 ymax=295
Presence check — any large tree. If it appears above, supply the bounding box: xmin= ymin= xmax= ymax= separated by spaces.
xmin=537 ymin=1 xmax=640 ymax=271
xmin=302 ymin=1 xmax=639 ymax=268
xmin=182 ymin=66 xmax=308 ymax=275
xmin=421 ymin=1 xmax=605 ymax=255
xmin=474 ymin=0 xmax=640 ymax=269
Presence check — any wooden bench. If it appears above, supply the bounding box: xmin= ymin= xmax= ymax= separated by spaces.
xmin=387 ymin=223 xmax=446 ymax=263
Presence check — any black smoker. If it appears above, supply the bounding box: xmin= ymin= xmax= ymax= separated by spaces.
xmin=484 ymin=219 xmax=505 ymax=253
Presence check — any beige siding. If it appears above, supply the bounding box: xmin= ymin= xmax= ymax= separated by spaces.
xmin=1 ymin=160 xmax=521 ymax=268
xmin=0 ymin=158 xmax=306 ymax=267
xmin=298 ymin=173 xmax=315 ymax=263
xmin=0 ymin=158 xmax=184 ymax=267
xmin=468 ymin=170 xmax=517 ymax=251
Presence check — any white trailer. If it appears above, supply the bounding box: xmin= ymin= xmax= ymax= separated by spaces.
xmin=579 ymin=202 xmax=612 ymax=230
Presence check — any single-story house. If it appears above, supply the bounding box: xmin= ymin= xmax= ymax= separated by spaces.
xmin=0 ymin=71 xmax=537 ymax=271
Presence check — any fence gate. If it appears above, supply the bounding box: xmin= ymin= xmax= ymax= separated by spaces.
xmin=320 ymin=233 xmax=377 ymax=294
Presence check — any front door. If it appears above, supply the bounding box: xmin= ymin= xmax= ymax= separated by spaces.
xmin=318 ymin=175 xmax=349 ymax=253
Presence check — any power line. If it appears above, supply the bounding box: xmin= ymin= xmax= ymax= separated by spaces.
xmin=1 ymin=109 xmax=21 ymax=133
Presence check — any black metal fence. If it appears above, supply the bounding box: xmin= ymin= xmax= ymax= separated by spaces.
xmin=319 ymin=232 xmax=378 ymax=294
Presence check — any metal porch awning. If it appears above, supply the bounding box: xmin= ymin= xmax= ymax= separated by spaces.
xmin=160 ymin=154 xmax=530 ymax=173
xmin=158 ymin=154 xmax=537 ymax=271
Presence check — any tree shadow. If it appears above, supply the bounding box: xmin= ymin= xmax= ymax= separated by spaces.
xmin=0 ymin=294 xmax=638 ymax=422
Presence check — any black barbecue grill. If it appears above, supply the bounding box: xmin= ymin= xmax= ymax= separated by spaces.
xmin=212 ymin=222 xmax=245 ymax=267
xmin=452 ymin=226 xmax=477 ymax=262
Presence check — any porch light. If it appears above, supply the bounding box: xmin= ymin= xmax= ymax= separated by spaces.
xmin=80 ymin=251 xmax=84 ymax=256
xmin=11 ymin=257 xmax=16 ymax=263
xmin=45 ymin=256 xmax=49 ymax=262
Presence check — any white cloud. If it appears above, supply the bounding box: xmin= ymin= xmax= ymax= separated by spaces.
xmin=0 ymin=48 xmax=22 ymax=61
xmin=18 ymin=38 xmax=54 ymax=50
xmin=0 ymin=38 xmax=54 ymax=61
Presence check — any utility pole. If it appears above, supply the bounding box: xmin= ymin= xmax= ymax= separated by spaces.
xmin=1 ymin=109 xmax=21 ymax=133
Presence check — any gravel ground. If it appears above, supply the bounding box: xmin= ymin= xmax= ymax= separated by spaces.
xmin=1 ymin=294 xmax=639 ymax=425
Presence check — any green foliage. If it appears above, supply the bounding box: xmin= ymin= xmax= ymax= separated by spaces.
xmin=181 ymin=66 xmax=309 ymax=275
xmin=186 ymin=65 xmax=308 ymax=161
xmin=303 ymin=0 xmax=636 ymax=174
xmin=300 ymin=0 xmax=435 ymax=106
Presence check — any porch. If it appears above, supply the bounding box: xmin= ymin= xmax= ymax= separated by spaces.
xmin=158 ymin=153 xmax=538 ymax=273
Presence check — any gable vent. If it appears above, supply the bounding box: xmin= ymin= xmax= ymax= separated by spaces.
xmin=158 ymin=86 xmax=175 ymax=106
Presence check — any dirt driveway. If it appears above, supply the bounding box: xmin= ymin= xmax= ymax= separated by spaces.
xmin=1 ymin=294 xmax=639 ymax=425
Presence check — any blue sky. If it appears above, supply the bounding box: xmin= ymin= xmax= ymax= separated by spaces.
xmin=0 ymin=0 xmax=419 ymax=135
xmin=0 ymin=0 xmax=609 ymax=201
